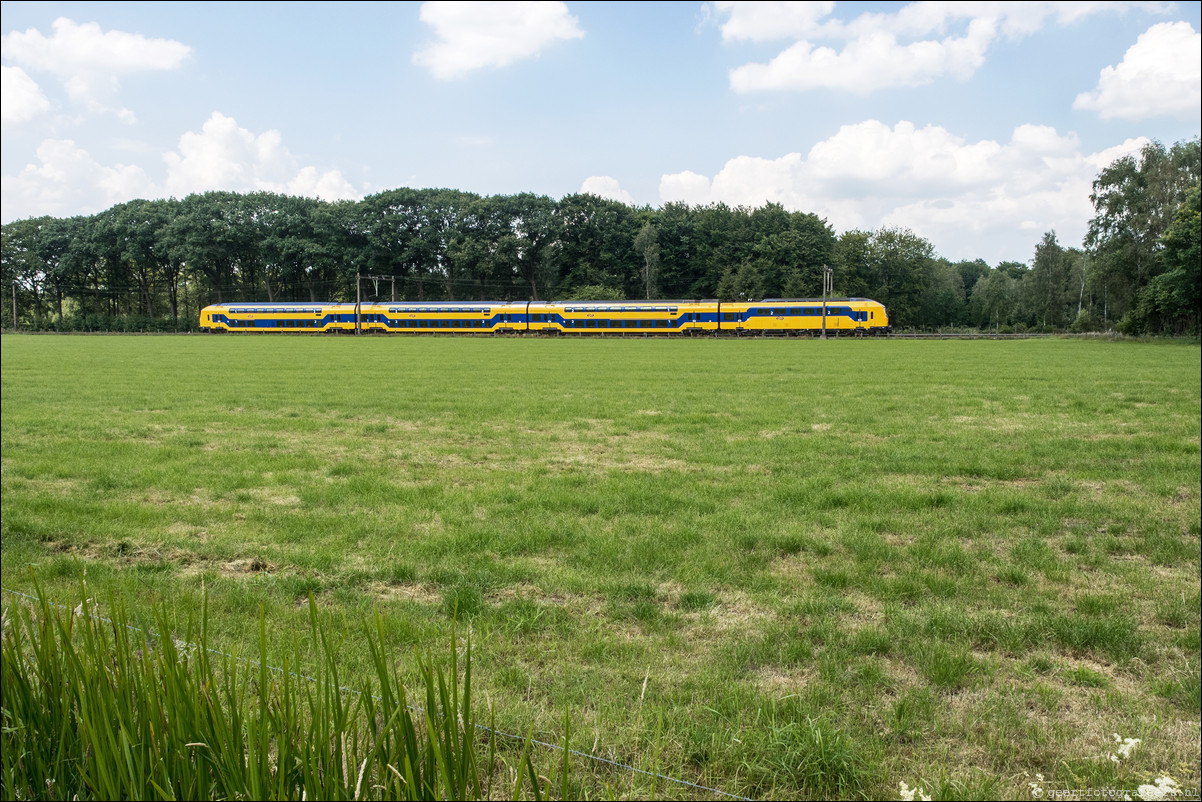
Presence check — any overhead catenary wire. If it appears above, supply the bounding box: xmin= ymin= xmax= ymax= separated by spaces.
xmin=0 ymin=585 xmax=753 ymax=802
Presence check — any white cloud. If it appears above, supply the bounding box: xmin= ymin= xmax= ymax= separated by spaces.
xmin=413 ymin=1 xmax=584 ymax=80
xmin=1 ymin=138 xmax=155 ymax=221
xmin=731 ymin=18 xmax=996 ymax=93
xmin=1073 ymin=21 xmax=1201 ymax=120
xmin=2 ymin=17 xmax=192 ymax=73
xmin=2 ymin=112 xmax=361 ymax=222
xmin=659 ymin=171 xmax=713 ymax=206
xmin=658 ymin=121 xmax=1150 ymax=264
xmin=163 ymin=112 xmax=360 ymax=200
xmin=1 ymin=65 xmax=50 ymax=127
xmin=715 ymin=2 xmax=1168 ymax=43
xmin=717 ymin=2 xmax=1169 ymax=94
xmin=715 ymin=1 xmax=837 ymax=42
xmin=1 ymin=17 xmax=191 ymax=121
xmin=580 ymin=176 xmax=635 ymax=205
xmin=805 ymin=120 xmax=1004 ymax=189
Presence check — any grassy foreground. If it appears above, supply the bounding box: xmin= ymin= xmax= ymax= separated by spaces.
xmin=2 ymin=334 xmax=1199 ymax=800
xmin=3 ymin=585 xmax=501 ymax=801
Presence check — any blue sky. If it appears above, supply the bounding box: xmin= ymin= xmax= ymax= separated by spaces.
xmin=2 ymin=1 xmax=1199 ymax=265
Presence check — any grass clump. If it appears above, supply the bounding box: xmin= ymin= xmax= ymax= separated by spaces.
xmin=0 ymin=582 xmax=526 ymax=801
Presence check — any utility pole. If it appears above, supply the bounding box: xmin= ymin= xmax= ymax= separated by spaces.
xmin=354 ymin=273 xmax=395 ymax=335
xmin=821 ymin=264 xmax=832 ymax=340
xmin=11 ymin=282 xmax=17 ymax=332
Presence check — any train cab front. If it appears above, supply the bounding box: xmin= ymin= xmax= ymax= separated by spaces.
xmin=199 ymin=305 xmax=222 ymax=332
xmin=871 ymin=305 xmax=892 ymax=335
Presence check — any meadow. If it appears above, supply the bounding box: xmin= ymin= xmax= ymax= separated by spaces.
xmin=1 ymin=334 xmax=1199 ymax=800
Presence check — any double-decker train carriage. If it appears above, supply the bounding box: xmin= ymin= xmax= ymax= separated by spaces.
xmin=200 ymin=298 xmax=891 ymax=336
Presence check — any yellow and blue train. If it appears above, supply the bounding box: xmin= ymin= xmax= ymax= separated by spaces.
xmin=200 ymin=298 xmax=890 ymax=336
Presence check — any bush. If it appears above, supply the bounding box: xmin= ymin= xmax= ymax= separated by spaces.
xmin=1069 ymin=309 xmax=1097 ymax=333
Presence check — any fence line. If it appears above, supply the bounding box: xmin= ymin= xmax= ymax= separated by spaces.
xmin=1 ymin=585 xmax=752 ymax=802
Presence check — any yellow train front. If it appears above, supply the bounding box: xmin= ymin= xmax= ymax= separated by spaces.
xmin=717 ymin=298 xmax=890 ymax=335
xmin=199 ymin=298 xmax=890 ymax=336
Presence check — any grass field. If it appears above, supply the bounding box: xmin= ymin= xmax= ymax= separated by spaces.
xmin=2 ymin=334 xmax=1199 ymax=800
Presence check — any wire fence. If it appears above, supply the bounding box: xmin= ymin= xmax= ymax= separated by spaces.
xmin=0 ymin=584 xmax=753 ymax=802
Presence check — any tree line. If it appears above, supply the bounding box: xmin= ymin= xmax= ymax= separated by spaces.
xmin=2 ymin=137 xmax=1197 ymax=335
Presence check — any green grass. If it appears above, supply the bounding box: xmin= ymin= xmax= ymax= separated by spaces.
xmin=2 ymin=584 xmax=503 ymax=801
xmin=2 ymin=334 xmax=1200 ymax=799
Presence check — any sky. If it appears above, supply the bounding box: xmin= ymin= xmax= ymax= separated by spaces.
xmin=2 ymin=1 xmax=1199 ymax=266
